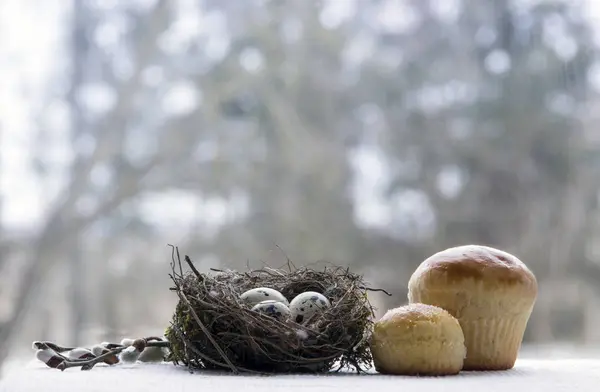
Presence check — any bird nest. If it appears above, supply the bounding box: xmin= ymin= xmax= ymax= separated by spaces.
xmin=165 ymin=248 xmax=382 ymax=374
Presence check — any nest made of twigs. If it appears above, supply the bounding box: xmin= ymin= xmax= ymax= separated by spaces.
xmin=164 ymin=248 xmax=381 ymax=374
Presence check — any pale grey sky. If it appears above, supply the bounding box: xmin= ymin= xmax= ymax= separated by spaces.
xmin=0 ymin=0 xmax=392 ymax=233
xmin=1 ymin=0 xmax=598 ymax=233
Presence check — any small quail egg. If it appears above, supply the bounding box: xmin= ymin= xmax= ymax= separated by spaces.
xmin=251 ymin=300 xmax=292 ymax=321
xmin=240 ymin=287 xmax=289 ymax=307
xmin=289 ymin=291 xmax=331 ymax=324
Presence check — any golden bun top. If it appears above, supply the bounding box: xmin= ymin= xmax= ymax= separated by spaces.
xmin=408 ymin=245 xmax=537 ymax=295
xmin=379 ymin=303 xmax=454 ymax=324
xmin=374 ymin=303 xmax=464 ymax=341
xmin=371 ymin=303 xmax=466 ymax=375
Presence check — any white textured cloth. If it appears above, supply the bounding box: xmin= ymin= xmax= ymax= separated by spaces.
xmin=1 ymin=359 xmax=599 ymax=392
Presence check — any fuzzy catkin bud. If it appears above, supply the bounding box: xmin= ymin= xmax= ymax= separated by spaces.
xmin=91 ymin=344 xmax=120 ymax=365
xmin=131 ymin=339 xmax=147 ymax=352
xmin=119 ymin=346 xmax=141 ymax=363
xmin=120 ymin=338 xmax=134 ymax=347
xmin=138 ymin=346 xmax=167 ymax=362
xmin=101 ymin=342 xmax=123 ymax=350
xmin=36 ymin=349 xmax=64 ymax=369
xmin=32 ymin=341 xmax=72 ymax=353
xmin=68 ymin=348 xmax=95 ymax=360
xmin=119 ymin=339 xmax=146 ymax=363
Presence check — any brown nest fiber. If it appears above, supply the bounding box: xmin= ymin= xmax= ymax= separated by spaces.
xmin=165 ymin=247 xmax=383 ymax=374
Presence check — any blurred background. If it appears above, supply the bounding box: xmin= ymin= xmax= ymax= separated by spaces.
xmin=2 ymin=0 xmax=600 ymax=375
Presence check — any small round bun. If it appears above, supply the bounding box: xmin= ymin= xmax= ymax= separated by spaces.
xmin=408 ymin=245 xmax=537 ymax=371
xmin=369 ymin=303 xmax=466 ymax=376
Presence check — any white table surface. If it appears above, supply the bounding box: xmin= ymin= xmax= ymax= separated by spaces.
xmin=1 ymin=358 xmax=599 ymax=392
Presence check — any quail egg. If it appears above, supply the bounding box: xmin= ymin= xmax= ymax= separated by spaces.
xmin=240 ymin=287 xmax=289 ymax=307
xmin=289 ymin=291 xmax=331 ymax=324
xmin=251 ymin=300 xmax=292 ymax=321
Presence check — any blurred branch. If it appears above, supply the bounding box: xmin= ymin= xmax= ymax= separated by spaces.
xmin=0 ymin=156 xmax=159 ymax=365
xmin=0 ymin=0 xmax=171 ymax=368
xmin=66 ymin=0 xmax=90 ymax=347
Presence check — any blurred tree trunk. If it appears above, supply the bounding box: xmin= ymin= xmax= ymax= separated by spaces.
xmin=0 ymin=125 xmax=4 ymax=274
xmin=0 ymin=0 xmax=171 ymax=370
xmin=68 ymin=238 xmax=85 ymax=346
xmin=66 ymin=0 xmax=88 ymax=347
xmin=100 ymin=237 xmax=118 ymax=343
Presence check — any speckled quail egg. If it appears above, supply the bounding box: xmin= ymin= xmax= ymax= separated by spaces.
xmin=240 ymin=287 xmax=289 ymax=307
xmin=251 ymin=300 xmax=292 ymax=321
xmin=289 ymin=291 xmax=331 ymax=324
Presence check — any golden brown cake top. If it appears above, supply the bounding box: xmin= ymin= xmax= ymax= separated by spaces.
xmin=410 ymin=245 xmax=538 ymax=292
